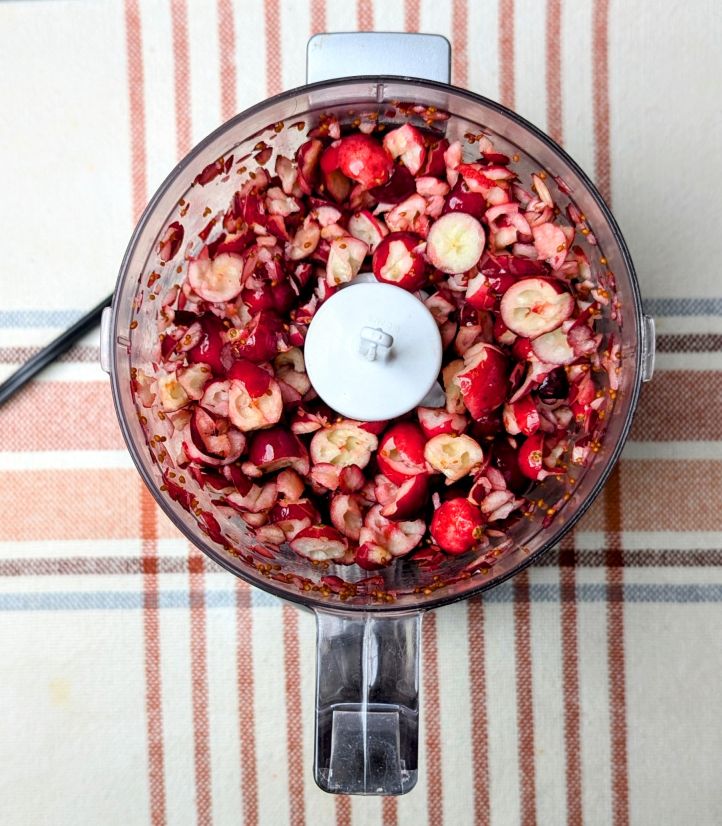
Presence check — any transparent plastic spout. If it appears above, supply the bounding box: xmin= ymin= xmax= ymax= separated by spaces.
xmin=313 ymin=609 xmax=421 ymax=795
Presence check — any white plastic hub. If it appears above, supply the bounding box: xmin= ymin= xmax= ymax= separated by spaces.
xmin=304 ymin=280 xmax=443 ymax=421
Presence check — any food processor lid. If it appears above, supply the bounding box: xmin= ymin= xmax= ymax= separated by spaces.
xmin=304 ymin=279 xmax=443 ymax=421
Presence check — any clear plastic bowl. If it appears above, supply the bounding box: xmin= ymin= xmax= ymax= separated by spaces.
xmin=106 ymin=77 xmax=653 ymax=795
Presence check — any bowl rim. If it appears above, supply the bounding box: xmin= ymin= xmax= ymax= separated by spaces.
xmin=110 ymin=75 xmax=644 ymax=614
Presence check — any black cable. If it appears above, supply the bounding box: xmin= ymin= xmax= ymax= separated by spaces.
xmin=0 ymin=294 xmax=112 ymax=407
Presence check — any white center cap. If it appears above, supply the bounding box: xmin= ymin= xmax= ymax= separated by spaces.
xmin=304 ymin=281 xmax=443 ymax=422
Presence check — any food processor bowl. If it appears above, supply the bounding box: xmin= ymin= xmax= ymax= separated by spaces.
xmin=102 ymin=34 xmax=654 ymax=795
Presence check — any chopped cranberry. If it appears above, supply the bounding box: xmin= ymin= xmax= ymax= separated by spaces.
xmin=139 ymin=112 xmax=614 ymax=573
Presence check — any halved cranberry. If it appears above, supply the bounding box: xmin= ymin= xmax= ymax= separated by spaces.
xmin=369 ymin=164 xmax=416 ymax=204
xmin=455 ymin=343 xmax=509 ymax=418
xmin=330 ymin=493 xmax=365 ymax=541
xmin=186 ymin=410 xmax=245 ymax=466
xmin=469 ymin=409 xmax=503 ymax=440
xmin=503 ymin=395 xmax=540 ymax=436
xmin=372 ymin=231 xmax=427 ymax=291
xmin=442 ymin=178 xmax=486 ymax=219
xmin=377 ymin=423 xmax=427 ymax=485
xmin=295 ymin=139 xmax=323 ymax=194
xmin=482 ymin=253 xmax=548 ymax=279
xmin=381 ymin=474 xmax=429 ymax=521
xmin=383 ymin=124 xmax=427 ymax=175
xmin=290 ymin=525 xmax=349 ymax=561
xmin=518 ymin=433 xmax=551 ymax=480
xmin=242 ymin=279 xmax=297 ymax=316
xmin=226 ymin=359 xmax=272 ymax=396
xmin=270 ymin=499 xmax=319 ymax=540
xmin=235 ymin=190 xmax=266 ymax=227
xmin=417 ymin=407 xmax=467 ymax=439
xmin=418 ymin=138 xmax=449 ymax=178
xmin=229 ymin=311 xmax=288 ymax=363
xmin=247 ymin=427 xmax=310 ymax=476
xmin=187 ymin=314 xmax=227 ymax=376
xmin=491 ymin=438 xmax=529 ymax=494
xmin=158 ymin=221 xmax=184 ymax=262
xmin=187 ymin=465 xmax=231 ymax=492
xmin=357 ymin=505 xmax=425 ymax=568
xmin=338 ymin=464 xmax=366 ymax=493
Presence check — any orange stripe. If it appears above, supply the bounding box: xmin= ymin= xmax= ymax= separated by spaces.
xmin=168 ymin=8 xmax=212 ymax=821
xmin=7 ymin=460 xmax=720 ymax=541
xmin=0 ymin=468 xmax=177 ymax=541
xmin=335 ymin=797 xmax=351 ymax=826
xmin=554 ymin=459 xmax=722 ymax=533
xmin=597 ymin=25 xmax=623 ymax=804
xmin=631 ymin=373 xmax=722 ymax=442
xmin=404 ymin=0 xmax=420 ymax=32
xmin=559 ymin=534 xmax=583 ymax=826
xmin=605 ymin=466 xmax=630 ymax=826
xmin=423 ymin=612 xmax=443 ymax=826
xmin=592 ymin=0 xmax=611 ymax=202
xmin=170 ymin=0 xmax=192 ymax=158
xmin=265 ymin=5 xmax=304 ymax=817
xmin=467 ymin=597 xmax=490 ymax=826
xmin=125 ymin=7 xmax=165 ymax=820
xmin=310 ymin=0 xmax=326 ymax=34
xmin=382 ymin=796 xmax=399 ymax=826
xmin=500 ymin=32 xmax=536 ymax=823
xmin=217 ymin=0 xmax=237 ymax=120
xmin=498 ymin=0 xmax=515 ymax=108
xmin=545 ymin=0 xmax=563 ymax=143
xmin=124 ymin=0 xmax=148 ymax=222
xmin=265 ymin=0 xmax=282 ymax=97
xmin=141 ymin=485 xmax=167 ymax=826
xmin=514 ymin=571 xmax=537 ymax=826
xmin=189 ymin=546 xmax=212 ymax=825
xmin=620 ymin=459 xmax=722 ymax=531
xmin=0 ymin=381 xmax=125 ymax=452
xmin=452 ymin=0 xmax=468 ymax=87
xmin=357 ymin=0 xmax=373 ymax=30
xmin=236 ymin=581 xmax=259 ymax=826
xmin=546 ymin=14 xmax=580 ymax=822
xmin=283 ymin=604 xmax=306 ymax=826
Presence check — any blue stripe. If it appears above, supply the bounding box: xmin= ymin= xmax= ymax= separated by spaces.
xmin=0 ymin=310 xmax=85 ymax=328
xmin=1 ymin=298 xmax=720 ymax=329
xmin=0 ymin=583 xmax=720 ymax=611
xmin=642 ymin=297 xmax=722 ymax=317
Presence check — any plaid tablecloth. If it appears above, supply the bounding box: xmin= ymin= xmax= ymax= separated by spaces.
xmin=1 ymin=1 xmax=721 ymax=824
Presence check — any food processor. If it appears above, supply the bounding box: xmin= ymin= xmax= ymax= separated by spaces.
xmin=100 ymin=32 xmax=655 ymax=795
